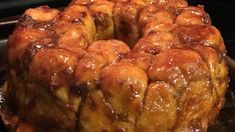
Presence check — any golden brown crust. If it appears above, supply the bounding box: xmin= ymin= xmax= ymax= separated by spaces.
xmin=100 ymin=61 xmax=148 ymax=130
xmin=120 ymin=52 xmax=153 ymax=71
xmin=136 ymin=82 xmax=177 ymax=132
xmin=114 ymin=0 xmax=146 ymax=47
xmin=133 ymin=32 xmax=180 ymax=55
xmin=2 ymin=0 xmax=229 ymax=131
xmin=175 ymin=5 xmax=211 ymax=26
xmin=74 ymin=53 xmax=107 ymax=90
xmin=87 ymin=40 xmax=130 ymax=64
xmin=29 ymin=48 xmax=77 ymax=87
xmin=89 ymin=0 xmax=115 ymax=40
xmin=24 ymin=6 xmax=60 ymax=22
xmin=139 ymin=5 xmax=176 ymax=29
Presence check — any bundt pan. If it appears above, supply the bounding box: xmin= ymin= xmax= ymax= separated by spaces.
xmin=0 ymin=0 xmax=235 ymax=131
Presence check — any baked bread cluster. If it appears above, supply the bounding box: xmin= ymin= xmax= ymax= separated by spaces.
xmin=1 ymin=0 xmax=228 ymax=131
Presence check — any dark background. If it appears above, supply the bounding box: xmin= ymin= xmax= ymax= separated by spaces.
xmin=189 ymin=0 xmax=235 ymax=59
xmin=0 ymin=0 xmax=235 ymax=131
xmin=1 ymin=0 xmax=235 ymax=57
xmin=0 ymin=0 xmax=70 ymax=18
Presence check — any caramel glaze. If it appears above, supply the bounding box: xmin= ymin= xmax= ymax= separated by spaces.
xmin=2 ymin=0 xmax=229 ymax=132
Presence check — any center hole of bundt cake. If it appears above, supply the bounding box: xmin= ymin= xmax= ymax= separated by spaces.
xmin=119 ymin=21 xmax=132 ymax=40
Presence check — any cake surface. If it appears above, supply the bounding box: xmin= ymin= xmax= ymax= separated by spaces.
xmin=1 ymin=0 xmax=229 ymax=131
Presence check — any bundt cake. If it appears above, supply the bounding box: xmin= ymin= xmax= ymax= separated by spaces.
xmin=0 ymin=0 xmax=229 ymax=131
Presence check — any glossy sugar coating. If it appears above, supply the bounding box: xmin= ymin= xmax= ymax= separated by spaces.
xmin=2 ymin=0 xmax=228 ymax=131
